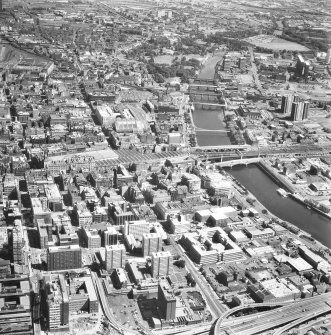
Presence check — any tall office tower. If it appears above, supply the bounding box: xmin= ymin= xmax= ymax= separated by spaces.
xmin=103 ymin=226 xmax=119 ymax=246
xmin=296 ymin=55 xmax=310 ymax=77
xmin=326 ymin=48 xmax=331 ymax=64
xmin=44 ymin=274 xmax=69 ymax=332
xmin=280 ymin=95 xmax=294 ymax=114
xmin=158 ymin=284 xmax=176 ymax=320
xmin=105 ymin=244 xmax=126 ymax=271
xmin=142 ymin=232 xmax=162 ymax=257
xmin=125 ymin=220 xmax=150 ymax=239
xmin=291 ymin=102 xmax=304 ymax=121
xmin=11 ymin=219 xmax=24 ymax=264
xmin=151 ymin=251 xmax=173 ymax=278
xmin=302 ymin=101 xmax=309 ymax=120
xmin=47 ymin=245 xmax=82 ymax=271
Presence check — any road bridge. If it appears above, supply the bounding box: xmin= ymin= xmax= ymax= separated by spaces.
xmin=214 ymin=157 xmax=261 ymax=167
xmin=194 ymin=102 xmax=226 ymax=110
xmin=195 ymin=127 xmax=228 ymax=133
xmin=193 ymin=143 xmax=331 ymax=159
xmin=215 ymin=301 xmax=290 ymax=326
xmin=198 ymin=149 xmax=331 ymax=163
xmin=189 ymin=92 xmax=220 ymax=102
xmin=158 ymin=324 xmax=211 ymax=335
xmin=193 ymin=144 xmax=251 ymax=152
xmin=189 ymin=90 xmax=220 ymax=95
xmin=214 ymin=293 xmax=331 ymax=335
xmin=273 ymin=307 xmax=331 ymax=335
xmin=189 ymin=84 xmax=218 ymax=91
xmin=193 ymin=78 xmax=217 ymax=85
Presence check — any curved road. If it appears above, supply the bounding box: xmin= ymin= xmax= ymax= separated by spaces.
xmin=91 ymin=272 xmax=145 ymax=335
xmin=273 ymin=309 xmax=331 ymax=335
xmin=215 ymin=293 xmax=331 ymax=335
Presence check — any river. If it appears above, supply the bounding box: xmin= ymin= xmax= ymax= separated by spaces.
xmin=193 ymin=53 xmax=331 ymax=247
xmin=193 ymin=109 xmax=231 ymax=146
xmin=198 ymin=52 xmax=224 ymax=80
xmin=229 ymin=165 xmax=331 ymax=248
xmin=193 ymin=51 xmax=232 ymax=146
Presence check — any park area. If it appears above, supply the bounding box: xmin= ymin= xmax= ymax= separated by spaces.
xmin=154 ymin=53 xmax=206 ymax=65
xmin=244 ymin=34 xmax=310 ymax=51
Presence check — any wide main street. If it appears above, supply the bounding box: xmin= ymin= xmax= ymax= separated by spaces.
xmin=168 ymin=236 xmax=228 ymax=318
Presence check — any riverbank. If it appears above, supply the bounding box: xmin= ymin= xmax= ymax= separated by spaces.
xmin=228 ymin=167 xmax=303 ymax=236
xmin=290 ymin=193 xmax=331 ymax=221
xmin=228 ymin=164 xmax=331 ymax=249
xmin=258 ymin=160 xmax=331 ymax=221
xmin=257 ymin=160 xmax=295 ymax=193
xmin=197 ymin=51 xmax=226 ymax=80
xmin=192 ymin=51 xmax=232 ymax=146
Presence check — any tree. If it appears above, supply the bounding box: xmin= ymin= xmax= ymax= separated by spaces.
xmin=246 ymin=197 xmax=256 ymax=205
xmin=174 ymin=259 xmax=186 ymax=268
xmin=154 ymin=73 xmax=165 ymax=83
xmin=164 ymin=238 xmax=171 ymax=246
xmin=187 ymin=272 xmax=195 ymax=286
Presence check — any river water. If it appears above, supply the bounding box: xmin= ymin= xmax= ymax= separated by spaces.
xmin=195 ymin=54 xmax=331 ymax=247
xmin=198 ymin=52 xmax=224 ymax=80
xmin=229 ymin=165 xmax=331 ymax=248
xmin=193 ymin=52 xmax=232 ymax=146
xmin=193 ymin=110 xmax=231 ymax=146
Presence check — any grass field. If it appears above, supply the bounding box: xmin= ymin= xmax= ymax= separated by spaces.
xmin=154 ymin=54 xmax=205 ymax=65
xmin=154 ymin=55 xmax=174 ymax=65
xmin=244 ymin=34 xmax=310 ymax=51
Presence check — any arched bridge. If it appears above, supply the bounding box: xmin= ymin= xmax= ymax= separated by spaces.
xmin=213 ymin=157 xmax=261 ymax=167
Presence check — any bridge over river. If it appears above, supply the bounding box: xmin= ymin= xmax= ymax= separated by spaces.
xmin=195 ymin=127 xmax=228 ymax=133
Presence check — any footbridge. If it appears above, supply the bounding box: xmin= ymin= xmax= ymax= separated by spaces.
xmin=195 ymin=127 xmax=228 ymax=133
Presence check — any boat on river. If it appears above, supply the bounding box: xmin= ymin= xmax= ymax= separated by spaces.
xmin=277 ymin=188 xmax=288 ymax=197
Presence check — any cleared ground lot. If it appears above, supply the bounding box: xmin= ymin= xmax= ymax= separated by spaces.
xmin=244 ymin=35 xmax=310 ymax=51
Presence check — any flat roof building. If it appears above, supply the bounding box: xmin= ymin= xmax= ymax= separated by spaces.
xmin=151 ymin=251 xmax=173 ymax=278
xmin=105 ymin=244 xmax=126 ymax=271
xmin=142 ymin=233 xmax=162 ymax=257
xmin=47 ymin=245 xmax=82 ymax=271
